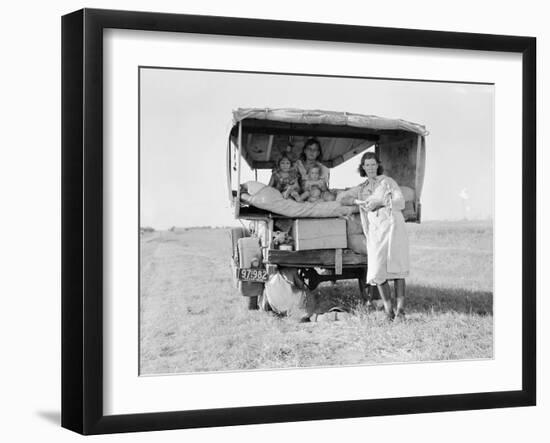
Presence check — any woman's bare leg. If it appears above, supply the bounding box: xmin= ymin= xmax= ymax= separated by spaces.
xmin=377 ymin=281 xmax=394 ymax=320
xmin=394 ymin=279 xmax=406 ymax=318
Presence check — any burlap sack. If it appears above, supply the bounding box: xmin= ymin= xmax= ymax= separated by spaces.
xmin=264 ymin=268 xmax=317 ymax=320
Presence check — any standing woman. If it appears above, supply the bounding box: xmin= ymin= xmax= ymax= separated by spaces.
xmin=295 ymin=138 xmax=330 ymax=186
xmin=341 ymin=152 xmax=409 ymax=320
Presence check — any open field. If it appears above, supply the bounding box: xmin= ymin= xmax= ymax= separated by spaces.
xmin=140 ymin=220 xmax=493 ymax=374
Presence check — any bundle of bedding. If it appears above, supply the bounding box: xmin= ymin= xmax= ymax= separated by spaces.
xmin=240 ymin=181 xmax=359 ymax=218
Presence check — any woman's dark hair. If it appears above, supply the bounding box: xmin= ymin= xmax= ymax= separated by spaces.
xmin=358 ymin=151 xmax=384 ymax=177
xmin=300 ymin=138 xmax=323 ymax=161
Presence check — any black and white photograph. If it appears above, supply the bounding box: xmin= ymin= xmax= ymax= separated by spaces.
xmin=139 ymin=68 xmax=494 ymax=375
xmin=2 ymin=0 xmax=546 ymax=440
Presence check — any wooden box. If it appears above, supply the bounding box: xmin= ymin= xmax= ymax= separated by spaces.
xmin=292 ymin=218 xmax=347 ymax=251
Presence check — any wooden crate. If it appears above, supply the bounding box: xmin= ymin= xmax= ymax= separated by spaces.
xmin=292 ymin=218 xmax=347 ymax=251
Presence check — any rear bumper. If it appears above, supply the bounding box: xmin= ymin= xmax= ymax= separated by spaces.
xmin=265 ymin=248 xmax=367 ymax=267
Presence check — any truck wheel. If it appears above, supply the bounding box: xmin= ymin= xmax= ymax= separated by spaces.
xmin=231 ymin=261 xmax=239 ymax=289
xmin=247 ymin=296 xmax=259 ymax=310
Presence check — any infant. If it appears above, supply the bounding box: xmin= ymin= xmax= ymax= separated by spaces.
xmin=299 ymin=166 xmax=328 ymax=202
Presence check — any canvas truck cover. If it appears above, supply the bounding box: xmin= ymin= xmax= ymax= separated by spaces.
xmin=230 ymin=108 xmax=428 ymax=222
xmin=230 ymin=108 xmax=428 ymax=170
xmin=232 ymin=108 xmax=428 ymax=135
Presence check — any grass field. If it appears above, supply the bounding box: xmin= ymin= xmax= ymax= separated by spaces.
xmin=139 ymin=220 xmax=493 ymax=374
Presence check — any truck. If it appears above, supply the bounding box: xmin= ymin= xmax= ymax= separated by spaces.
xmin=227 ymin=108 xmax=427 ymax=311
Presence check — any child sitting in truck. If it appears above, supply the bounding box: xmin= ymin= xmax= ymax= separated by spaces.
xmin=268 ymin=155 xmax=301 ymax=200
xmin=299 ymin=166 xmax=328 ymax=202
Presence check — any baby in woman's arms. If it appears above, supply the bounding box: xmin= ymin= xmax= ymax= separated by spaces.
xmin=299 ymin=166 xmax=330 ymax=202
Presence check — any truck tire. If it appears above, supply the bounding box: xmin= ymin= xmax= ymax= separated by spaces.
xmin=247 ymin=296 xmax=259 ymax=310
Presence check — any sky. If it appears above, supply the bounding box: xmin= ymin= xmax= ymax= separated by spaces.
xmin=140 ymin=68 xmax=494 ymax=229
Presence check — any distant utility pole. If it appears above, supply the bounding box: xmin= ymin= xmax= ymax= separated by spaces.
xmin=459 ymin=188 xmax=471 ymax=220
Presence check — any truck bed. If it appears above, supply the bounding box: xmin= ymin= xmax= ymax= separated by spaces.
xmin=266 ymin=248 xmax=367 ymax=267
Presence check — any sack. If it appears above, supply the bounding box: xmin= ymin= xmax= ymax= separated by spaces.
xmin=348 ymin=233 xmax=367 ymax=255
xmin=264 ymin=269 xmax=316 ymax=319
xmin=343 ymin=214 xmax=367 ymax=255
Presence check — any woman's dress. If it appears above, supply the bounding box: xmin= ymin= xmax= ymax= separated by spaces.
xmin=344 ymin=175 xmax=409 ymax=285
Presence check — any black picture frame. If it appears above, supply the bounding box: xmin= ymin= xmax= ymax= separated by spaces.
xmin=61 ymin=8 xmax=536 ymax=435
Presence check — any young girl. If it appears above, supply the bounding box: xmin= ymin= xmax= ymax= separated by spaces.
xmin=268 ymin=155 xmax=301 ymax=200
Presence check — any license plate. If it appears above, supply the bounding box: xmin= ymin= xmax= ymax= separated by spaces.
xmin=237 ymin=268 xmax=268 ymax=282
